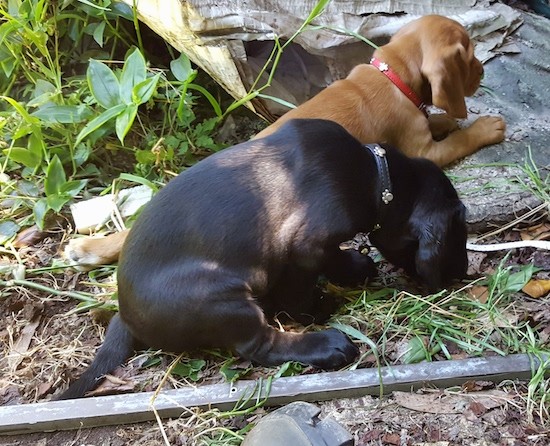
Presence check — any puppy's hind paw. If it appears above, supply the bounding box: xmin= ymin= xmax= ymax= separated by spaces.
xmin=64 ymin=230 xmax=126 ymax=270
xmin=64 ymin=238 xmax=104 ymax=271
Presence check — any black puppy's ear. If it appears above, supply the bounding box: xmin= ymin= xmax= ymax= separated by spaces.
xmin=410 ymin=200 xmax=465 ymax=292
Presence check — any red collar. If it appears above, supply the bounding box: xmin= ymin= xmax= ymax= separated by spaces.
xmin=370 ymin=57 xmax=427 ymax=116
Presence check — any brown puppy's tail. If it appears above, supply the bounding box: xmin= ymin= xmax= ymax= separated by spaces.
xmin=56 ymin=314 xmax=135 ymax=400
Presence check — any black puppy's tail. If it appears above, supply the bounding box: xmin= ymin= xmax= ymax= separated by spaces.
xmin=56 ymin=314 xmax=135 ymax=400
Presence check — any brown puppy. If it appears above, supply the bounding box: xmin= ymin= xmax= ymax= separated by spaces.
xmin=256 ymin=15 xmax=505 ymax=166
xmin=65 ymin=14 xmax=503 ymax=269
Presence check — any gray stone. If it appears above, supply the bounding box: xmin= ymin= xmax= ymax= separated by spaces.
xmin=450 ymin=11 xmax=549 ymax=231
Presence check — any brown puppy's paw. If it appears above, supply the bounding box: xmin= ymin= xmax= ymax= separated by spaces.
xmin=64 ymin=238 xmax=110 ymax=270
xmin=64 ymin=230 xmax=127 ymax=269
xmin=471 ymin=115 xmax=506 ymax=145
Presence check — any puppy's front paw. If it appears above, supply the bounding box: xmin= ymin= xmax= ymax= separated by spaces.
xmin=472 ymin=115 xmax=506 ymax=145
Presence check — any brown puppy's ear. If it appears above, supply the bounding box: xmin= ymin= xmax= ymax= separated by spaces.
xmin=422 ymin=43 xmax=469 ymax=119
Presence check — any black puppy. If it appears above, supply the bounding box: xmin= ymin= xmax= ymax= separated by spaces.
xmin=58 ymin=119 xmax=467 ymax=399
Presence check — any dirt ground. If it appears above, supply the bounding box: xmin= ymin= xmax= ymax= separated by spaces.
xmin=1 ymin=223 xmax=549 ymax=445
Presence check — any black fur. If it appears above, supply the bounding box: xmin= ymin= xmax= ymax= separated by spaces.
xmin=58 ymin=119 xmax=467 ymax=399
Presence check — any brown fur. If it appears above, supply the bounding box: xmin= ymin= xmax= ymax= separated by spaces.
xmin=256 ymin=15 xmax=505 ymax=167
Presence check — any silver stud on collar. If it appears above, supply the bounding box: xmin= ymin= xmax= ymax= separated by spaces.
xmin=372 ymin=146 xmax=386 ymax=157
xmin=382 ymin=189 xmax=394 ymax=205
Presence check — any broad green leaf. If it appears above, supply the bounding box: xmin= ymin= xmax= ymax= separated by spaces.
xmin=60 ymin=179 xmax=87 ymax=197
xmin=135 ymin=149 xmax=156 ymax=165
xmin=141 ymin=356 xmax=162 ymax=369
xmin=120 ymin=48 xmax=147 ymax=103
xmin=28 ymin=79 xmax=56 ymax=107
xmin=402 ymin=337 xmax=429 ymax=364
xmin=7 ymin=0 xmax=20 ymax=17
xmin=3 ymin=147 xmax=41 ymax=168
xmin=33 ymin=79 xmax=56 ymax=96
xmin=0 ymin=53 xmax=17 ymax=78
xmin=33 ymin=198 xmax=48 ymax=230
xmin=0 ymin=220 xmax=20 ymax=245
xmin=220 ymin=359 xmax=252 ymax=382
xmin=109 ymin=2 xmax=134 ymax=20
xmin=32 ymin=104 xmax=93 ymax=124
xmin=73 ymin=144 xmax=92 ymax=167
xmin=44 ymin=155 xmax=66 ymax=196
xmin=115 ymin=103 xmax=138 ymax=143
xmin=0 ymin=95 xmax=38 ymax=124
xmin=74 ymin=103 xmax=126 ymax=146
xmin=170 ymin=359 xmax=206 ymax=380
xmin=0 ymin=21 xmax=18 ymax=43
xmin=170 ymin=53 xmax=195 ymax=82
xmin=176 ymin=93 xmax=193 ymax=124
xmin=87 ymin=59 xmax=120 ymax=109
xmin=500 ymin=264 xmax=535 ymax=294
xmin=274 ymin=361 xmax=304 ymax=378
xmin=27 ymin=132 xmax=45 ymax=162
xmin=46 ymin=193 xmax=69 ymax=213
xmin=92 ymin=22 xmax=106 ymax=47
xmin=132 ymin=74 xmax=160 ymax=105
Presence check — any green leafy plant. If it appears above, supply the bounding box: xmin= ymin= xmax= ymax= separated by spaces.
xmin=0 ymin=0 xmax=136 ymax=229
xmin=0 ymin=0 xmax=228 ymax=233
xmin=75 ymin=47 xmax=160 ymax=145
xmin=171 ymin=358 xmax=207 ymax=382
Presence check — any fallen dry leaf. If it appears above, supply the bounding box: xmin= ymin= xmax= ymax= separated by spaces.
xmin=87 ymin=373 xmax=135 ymax=397
xmin=462 ymin=380 xmax=495 ymax=392
xmin=467 ymin=251 xmax=487 ymax=276
xmin=8 ymin=317 xmax=41 ymax=370
xmin=13 ymin=225 xmax=49 ymax=248
xmin=393 ymin=389 xmax=513 ymax=415
xmin=522 ymin=279 xmax=550 ymax=298
xmin=393 ymin=391 xmax=459 ymax=414
xmin=468 ymin=285 xmax=490 ymax=303
xmin=467 ymin=400 xmax=488 ymax=417
xmin=520 ymin=223 xmax=550 ymax=241
xmin=381 ymin=432 xmax=400 ymax=445
xmin=37 ymin=381 xmax=54 ymax=399
xmin=361 ymin=429 xmax=383 ymax=443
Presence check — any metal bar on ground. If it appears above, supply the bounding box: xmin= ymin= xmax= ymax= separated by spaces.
xmin=0 ymin=353 xmax=547 ymax=435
